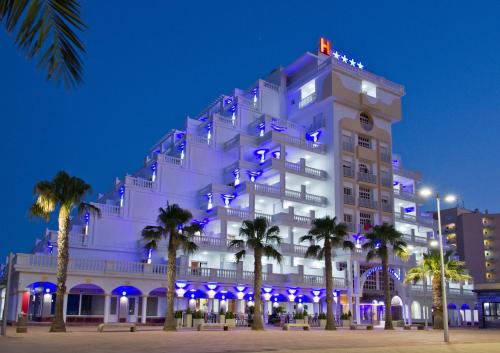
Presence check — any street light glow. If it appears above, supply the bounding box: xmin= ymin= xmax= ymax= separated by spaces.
xmin=419 ymin=187 xmax=433 ymax=197
xmin=429 ymin=239 xmax=439 ymax=247
xmin=444 ymin=194 xmax=457 ymax=203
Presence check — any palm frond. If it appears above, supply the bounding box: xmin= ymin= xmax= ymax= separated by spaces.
xmin=77 ymin=202 xmax=101 ymax=218
xmin=234 ymin=249 xmax=246 ymax=262
xmin=1 ymin=0 xmax=87 ymax=88
xmin=228 ymin=239 xmax=245 ymax=250
xmin=263 ymin=245 xmax=282 ymax=264
xmin=299 ymin=234 xmax=314 ymax=243
xmin=141 ymin=225 xmax=164 ymax=243
xmin=304 ymin=244 xmax=321 ymax=259
xmin=181 ymin=240 xmax=198 ymax=255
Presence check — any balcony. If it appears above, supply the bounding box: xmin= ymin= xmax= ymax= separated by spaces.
xmin=393 ymin=188 xmax=417 ymax=202
xmin=243 ymin=182 xmax=328 ymax=207
xmin=298 ymin=92 xmax=317 ymax=109
xmin=342 ymin=141 xmax=354 ymax=153
xmin=382 ymin=202 xmax=393 ymax=213
xmin=15 ymin=254 xmax=348 ymax=289
xmin=358 ymin=198 xmax=377 ymax=210
xmin=381 ymin=152 xmax=391 ymax=164
xmin=357 ymin=172 xmax=377 ymax=184
xmin=271 ymin=131 xmax=327 ymax=154
xmin=380 ymin=176 xmax=392 ymax=188
xmin=343 ymin=194 xmax=355 ymax=206
xmin=276 ymin=159 xmax=327 ymax=180
xmin=392 ymin=167 xmax=421 ymax=181
xmin=343 ymin=166 xmax=355 ymax=178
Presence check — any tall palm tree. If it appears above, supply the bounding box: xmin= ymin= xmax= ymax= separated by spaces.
xmin=29 ymin=171 xmax=99 ymax=332
xmin=404 ymin=249 xmax=471 ymax=329
xmin=0 ymin=0 xmax=86 ymax=87
xmin=141 ymin=203 xmax=201 ymax=331
xmin=299 ymin=216 xmax=353 ymax=330
xmin=228 ymin=217 xmax=282 ymax=331
xmin=362 ymin=223 xmax=408 ymax=330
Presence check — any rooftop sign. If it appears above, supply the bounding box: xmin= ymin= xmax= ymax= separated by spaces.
xmin=319 ymin=37 xmax=364 ymax=70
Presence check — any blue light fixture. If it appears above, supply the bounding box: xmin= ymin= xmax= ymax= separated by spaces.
xmin=306 ymin=130 xmax=322 ymax=142
xmin=206 ymin=192 xmax=213 ymax=210
xmin=254 ymin=149 xmax=269 ymax=164
xmin=119 ymin=186 xmax=125 ymax=207
xmin=84 ymin=212 xmax=90 ymax=235
xmin=257 ymin=122 xmax=265 ymax=137
xmin=272 ymin=150 xmax=281 ymax=159
xmin=221 ymin=193 xmax=237 ymax=208
xmin=233 ymin=168 xmax=240 ymax=186
xmin=270 ymin=123 xmax=286 ymax=132
xmin=246 ymin=170 xmax=263 ymax=182
xmin=151 ymin=162 xmax=157 ymax=182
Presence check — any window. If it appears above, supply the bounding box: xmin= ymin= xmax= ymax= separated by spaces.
xmin=358 ymin=163 xmax=369 ymax=173
xmin=344 ymin=187 xmax=353 ymax=196
xmin=361 ymin=80 xmax=377 ymax=98
xmin=381 ymin=197 xmax=389 ymax=205
xmin=360 ymin=212 xmax=372 ymax=225
xmin=110 ymin=297 xmax=118 ymax=315
xmin=300 ymin=80 xmax=316 ymax=100
xmin=67 ymin=294 xmax=80 ymax=315
xmin=147 ymin=297 xmax=159 ymax=316
xmin=344 ymin=214 xmax=353 ymax=223
xmin=483 ymin=302 xmax=500 ymax=322
xmin=359 ymin=112 xmax=373 ymax=131
xmin=128 ymin=298 xmax=136 ymax=315
xmin=358 ymin=135 xmax=371 ymax=149
xmin=359 ymin=187 xmax=371 ymax=200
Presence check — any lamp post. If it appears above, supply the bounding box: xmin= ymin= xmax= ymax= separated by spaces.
xmin=419 ymin=188 xmax=456 ymax=343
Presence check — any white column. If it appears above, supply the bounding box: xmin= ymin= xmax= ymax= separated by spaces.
xmin=62 ymin=293 xmax=68 ymax=322
xmin=103 ymin=294 xmax=111 ymax=323
xmin=16 ymin=290 xmax=25 ymax=318
xmin=141 ymin=295 xmax=148 ymax=324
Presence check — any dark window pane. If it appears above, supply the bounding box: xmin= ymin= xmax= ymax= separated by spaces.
xmin=67 ymin=294 xmax=80 ymax=315
xmin=110 ymin=297 xmax=117 ymax=315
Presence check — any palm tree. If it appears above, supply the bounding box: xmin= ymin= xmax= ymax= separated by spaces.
xmin=404 ymin=249 xmax=471 ymax=329
xmin=299 ymin=216 xmax=353 ymax=330
xmin=29 ymin=171 xmax=99 ymax=332
xmin=228 ymin=217 xmax=282 ymax=330
xmin=0 ymin=0 xmax=86 ymax=87
xmin=362 ymin=223 xmax=408 ymax=330
xmin=141 ymin=203 xmax=201 ymax=331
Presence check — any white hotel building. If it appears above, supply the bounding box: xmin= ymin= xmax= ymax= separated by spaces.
xmin=2 ymin=40 xmax=476 ymax=326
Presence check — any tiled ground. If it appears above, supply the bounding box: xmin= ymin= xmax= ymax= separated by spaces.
xmin=1 ymin=326 xmax=499 ymax=353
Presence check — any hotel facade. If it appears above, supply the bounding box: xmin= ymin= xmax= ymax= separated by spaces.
xmin=1 ymin=39 xmax=476 ymax=327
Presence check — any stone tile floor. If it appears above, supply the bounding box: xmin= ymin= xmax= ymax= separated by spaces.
xmin=1 ymin=326 xmax=499 ymax=353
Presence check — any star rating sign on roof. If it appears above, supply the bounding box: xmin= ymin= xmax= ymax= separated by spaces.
xmin=330 ymin=49 xmax=364 ymax=70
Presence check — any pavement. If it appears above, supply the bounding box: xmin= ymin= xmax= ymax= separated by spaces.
xmin=1 ymin=326 xmax=499 ymax=353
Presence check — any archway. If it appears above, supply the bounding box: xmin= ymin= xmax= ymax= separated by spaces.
xmin=67 ymin=284 xmax=106 ymax=323
xmin=24 ymin=281 xmax=57 ymax=322
xmin=111 ymin=286 xmax=143 ymax=323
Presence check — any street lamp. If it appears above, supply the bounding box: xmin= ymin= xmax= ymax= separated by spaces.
xmin=419 ymin=187 xmax=456 ymax=343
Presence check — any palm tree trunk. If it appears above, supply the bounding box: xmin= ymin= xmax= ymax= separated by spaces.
xmin=382 ymin=256 xmax=394 ymax=330
xmin=164 ymin=233 xmax=177 ymax=331
xmin=252 ymin=250 xmax=264 ymax=330
xmin=50 ymin=207 xmax=70 ymax=332
xmin=432 ymin=275 xmax=444 ymax=329
xmin=324 ymin=240 xmax=336 ymax=330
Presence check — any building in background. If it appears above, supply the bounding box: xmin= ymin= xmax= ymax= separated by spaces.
xmin=439 ymin=207 xmax=500 ymax=328
xmin=1 ymin=38 xmax=476 ymax=327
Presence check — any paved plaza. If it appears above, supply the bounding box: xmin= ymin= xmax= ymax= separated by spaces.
xmin=1 ymin=326 xmax=499 ymax=353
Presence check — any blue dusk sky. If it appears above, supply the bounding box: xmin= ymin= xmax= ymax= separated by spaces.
xmin=1 ymin=1 xmax=499 ymax=260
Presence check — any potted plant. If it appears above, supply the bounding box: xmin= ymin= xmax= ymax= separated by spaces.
xmin=340 ymin=311 xmax=352 ymax=327
xmin=174 ymin=310 xmax=183 ymax=327
xmin=303 ymin=310 xmax=309 ymax=324
xmin=225 ymin=311 xmax=236 ymax=327
xmin=294 ymin=312 xmax=305 ymax=324
xmin=219 ymin=308 xmax=226 ymax=324
xmin=192 ymin=310 xmax=204 ymax=329
xmin=184 ymin=307 xmax=193 ymax=327
xmin=318 ymin=312 xmax=327 ymax=328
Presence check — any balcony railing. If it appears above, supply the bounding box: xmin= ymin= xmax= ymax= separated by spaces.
xmin=298 ymin=92 xmax=317 ymax=109
xmin=358 ymin=198 xmax=377 ymax=209
xmin=357 ymin=172 xmax=377 ymax=184
xmin=342 ymin=141 xmax=354 ymax=153
xmin=381 ymin=153 xmax=391 ymax=163
xmin=15 ymin=254 xmax=348 ymax=289
xmin=393 ymin=188 xmax=417 ymax=201
xmin=382 ymin=202 xmax=393 ymax=213
xmin=343 ymin=167 xmax=355 ymax=178
xmin=380 ymin=176 xmax=392 ymax=188
xmin=343 ymin=194 xmax=355 ymax=205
